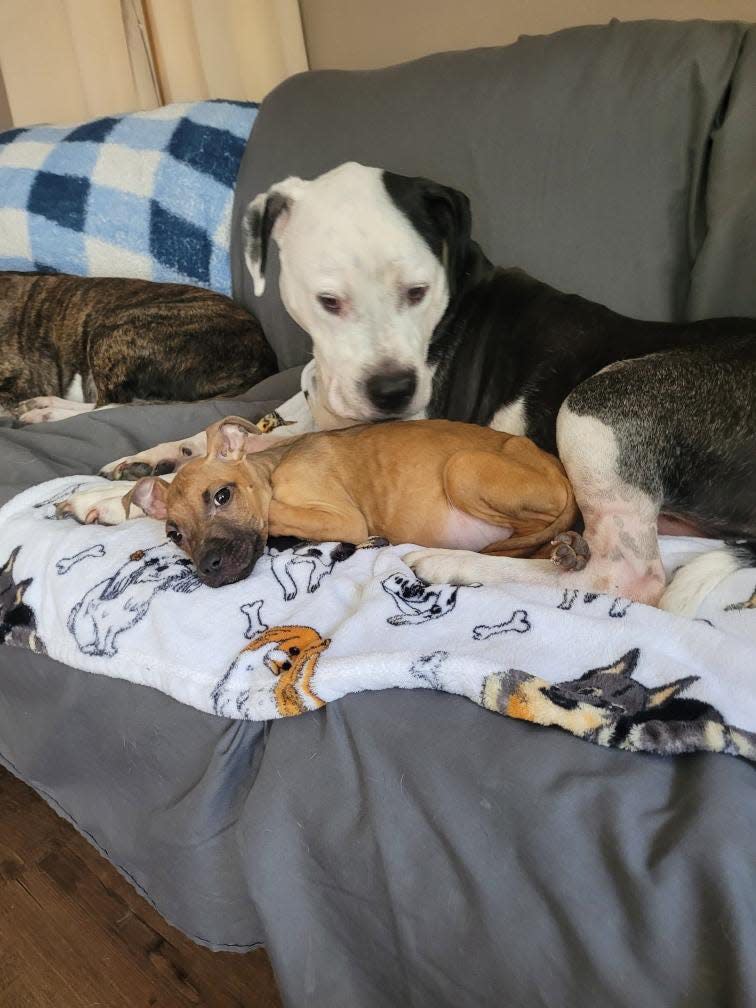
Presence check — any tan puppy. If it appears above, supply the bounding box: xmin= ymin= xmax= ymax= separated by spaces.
xmin=124 ymin=417 xmax=585 ymax=587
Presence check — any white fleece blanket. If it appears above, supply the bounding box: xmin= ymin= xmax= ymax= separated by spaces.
xmin=2 ymin=477 xmax=756 ymax=762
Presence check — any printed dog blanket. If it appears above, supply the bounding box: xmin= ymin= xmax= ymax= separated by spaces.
xmin=0 ymin=100 xmax=258 ymax=295
xmin=2 ymin=477 xmax=756 ymax=763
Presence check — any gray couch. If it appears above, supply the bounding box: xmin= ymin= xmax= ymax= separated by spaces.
xmin=1 ymin=20 xmax=755 ymax=1008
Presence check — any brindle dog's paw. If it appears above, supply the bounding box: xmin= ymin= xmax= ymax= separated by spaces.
xmin=550 ymin=531 xmax=590 ymax=571
xmin=114 ymin=461 xmax=157 ymax=481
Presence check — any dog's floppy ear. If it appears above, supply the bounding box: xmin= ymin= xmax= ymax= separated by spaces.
xmin=206 ymin=415 xmax=263 ymax=461
xmin=382 ymin=171 xmax=473 ymax=300
xmin=123 ymin=476 xmax=170 ymax=519
xmin=422 ymin=180 xmax=472 ymax=298
xmin=241 ymin=176 xmax=307 ymax=296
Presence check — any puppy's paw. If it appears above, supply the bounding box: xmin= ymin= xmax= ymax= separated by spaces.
xmin=404 ymin=548 xmax=483 ymax=586
xmin=56 ymin=484 xmax=139 ymax=525
xmin=18 ymin=407 xmax=67 ymax=424
xmin=550 ymin=531 xmax=590 ymax=572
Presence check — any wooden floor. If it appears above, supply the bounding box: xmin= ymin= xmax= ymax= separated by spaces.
xmin=0 ymin=766 xmax=283 ymax=1008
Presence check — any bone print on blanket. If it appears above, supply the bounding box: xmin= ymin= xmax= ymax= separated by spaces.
xmin=2 ymin=475 xmax=756 ymax=763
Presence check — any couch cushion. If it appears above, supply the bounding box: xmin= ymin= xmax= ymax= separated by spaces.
xmin=688 ymin=25 xmax=756 ymax=319
xmin=231 ymin=19 xmax=749 ymax=368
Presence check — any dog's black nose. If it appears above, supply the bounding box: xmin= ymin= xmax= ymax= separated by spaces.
xmin=199 ymin=548 xmax=223 ymax=576
xmin=365 ymin=368 xmax=417 ymax=414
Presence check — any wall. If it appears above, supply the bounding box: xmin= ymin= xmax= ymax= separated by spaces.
xmin=300 ymin=0 xmax=755 ymax=69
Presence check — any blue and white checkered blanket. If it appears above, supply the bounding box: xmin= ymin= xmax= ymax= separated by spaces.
xmin=0 ymin=100 xmax=258 ymax=295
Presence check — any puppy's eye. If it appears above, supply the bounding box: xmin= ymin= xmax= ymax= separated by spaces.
xmin=167 ymin=528 xmax=182 ymax=545
xmin=214 ymin=486 xmax=232 ymax=507
xmin=317 ymin=294 xmax=342 ymax=315
xmin=407 ymin=285 xmax=428 ymax=306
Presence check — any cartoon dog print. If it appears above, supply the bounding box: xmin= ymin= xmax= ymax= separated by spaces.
xmin=212 ymin=625 xmax=331 ymax=718
xmin=725 ymin=586 xmax=756 ymax=612
xmin=481 ymin=648 xmax=756 ymax=760
xmin=0 ymin=546 xmax=46 ymax=653
xmin=67 ymin=544 xmax=200 ymax=657
xmin=268 ymin=536 xmax=388 ymax=601
xmin=557 ymin=588 xmax=633 ymax=618
xmin=381 ymin=573 xmax=463 ymax=626
xmin=408 ymin=651 xmax=449 ymax=689
xmin=473 ymin=610 xmax=531 ymax=640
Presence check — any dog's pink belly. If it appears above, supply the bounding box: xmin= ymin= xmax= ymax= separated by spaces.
xmin=439 ymin=508 xmax=511 ymax=551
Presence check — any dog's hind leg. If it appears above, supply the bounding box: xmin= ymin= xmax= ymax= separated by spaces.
xmin=408 ymin=389 xmax=666 ymax=605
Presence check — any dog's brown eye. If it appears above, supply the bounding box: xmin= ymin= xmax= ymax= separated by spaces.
xmin=407 ymin=285 xmax=427 ymax=305
xmin=167 ymin=528 xmax=182 ymax=545
xmin=289 ymin=646 xmax=300 ymax=656
xmin=214 ymin=486 xmax=232 ymax=507
xmin=317 ymin=294 xmax=342 ymax=315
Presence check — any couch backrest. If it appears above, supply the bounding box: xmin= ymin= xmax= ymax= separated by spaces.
xmin=231 ymin=19 xmax=751 ymax=369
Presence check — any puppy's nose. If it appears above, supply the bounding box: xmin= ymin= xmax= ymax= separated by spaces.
xmin=199 ymin=548 xmax=223 ymax=577
xmin=365 ymin=368 xmax=417 ymax=414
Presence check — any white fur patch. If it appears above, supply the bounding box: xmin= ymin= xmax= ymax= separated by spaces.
xmin=65 ymin=373 xmax=85 ymax=403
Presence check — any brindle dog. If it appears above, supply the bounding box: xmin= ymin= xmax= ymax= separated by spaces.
xmin=0 ymin=272 xmax=276 ymax=423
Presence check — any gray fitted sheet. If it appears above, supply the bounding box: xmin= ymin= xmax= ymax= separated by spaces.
xmin=1 ymin=382 xmax=755 ymax=1008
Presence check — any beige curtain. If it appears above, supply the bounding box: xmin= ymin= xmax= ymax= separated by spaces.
xmin=0 ymin=0 xmax=307 ymax=129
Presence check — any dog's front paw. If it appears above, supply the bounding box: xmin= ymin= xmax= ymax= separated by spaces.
xmin=404 ymin=548 xmax=483 ymax=586
xmin=56 ymin=484 xmax=139 ymax=525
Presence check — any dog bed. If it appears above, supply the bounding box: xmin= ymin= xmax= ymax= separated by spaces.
xmin=3 ymin=474 xmax=756 ymax=763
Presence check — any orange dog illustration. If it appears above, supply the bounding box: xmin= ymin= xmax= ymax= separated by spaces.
xmin=238 ymin=625 xmax=331 ymax=716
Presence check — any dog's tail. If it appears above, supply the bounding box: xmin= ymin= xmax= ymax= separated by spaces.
xmin=659 ymin=540 xmax=756 ymax=618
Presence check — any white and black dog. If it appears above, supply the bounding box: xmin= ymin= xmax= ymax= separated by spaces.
xmin=63 ymin=162 xmax=756 ymax=615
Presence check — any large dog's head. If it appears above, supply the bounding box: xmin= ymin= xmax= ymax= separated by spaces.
xmin=242 ymin=162 xmax=472 ymax=423
xmin=123 ymin=417 xmax=279 ymax=588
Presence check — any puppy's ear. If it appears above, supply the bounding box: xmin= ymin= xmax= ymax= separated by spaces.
xmin=123 ymin=477 xmax=170 ymax=519
xmin=242 ymin=176 xmax=307 ymax=296
xmin=206 ymin=415 xmax=262 ymax=461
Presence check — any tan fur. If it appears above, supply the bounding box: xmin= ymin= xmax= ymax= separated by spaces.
xmin=133 ymin=418 xmax=579 ymax=584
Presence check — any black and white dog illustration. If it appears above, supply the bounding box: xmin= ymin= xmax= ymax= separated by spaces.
xmin=0 ymin=546 xmax=46 ymax=653
xmin=64 ymin=162 xmax=755 ymax=619
xmin=473 ymin=610 xmax=531 ymax=640
xmin=67 ymin=544 xmax=200 ymax=657
xmin=268 ymin=537 xmax=388 ymax=601
xmin=557 ymin=589 xmax=633 ymax=618
xmin=482 ymin=648 xmax=756 ymax=759
xmin=408 ymin=651 xmax=449 ymax=689
xmin=381 ymin=573 xmax=462 ymax=626
xmin=268 ymin=540 xmax=358 ymax=601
